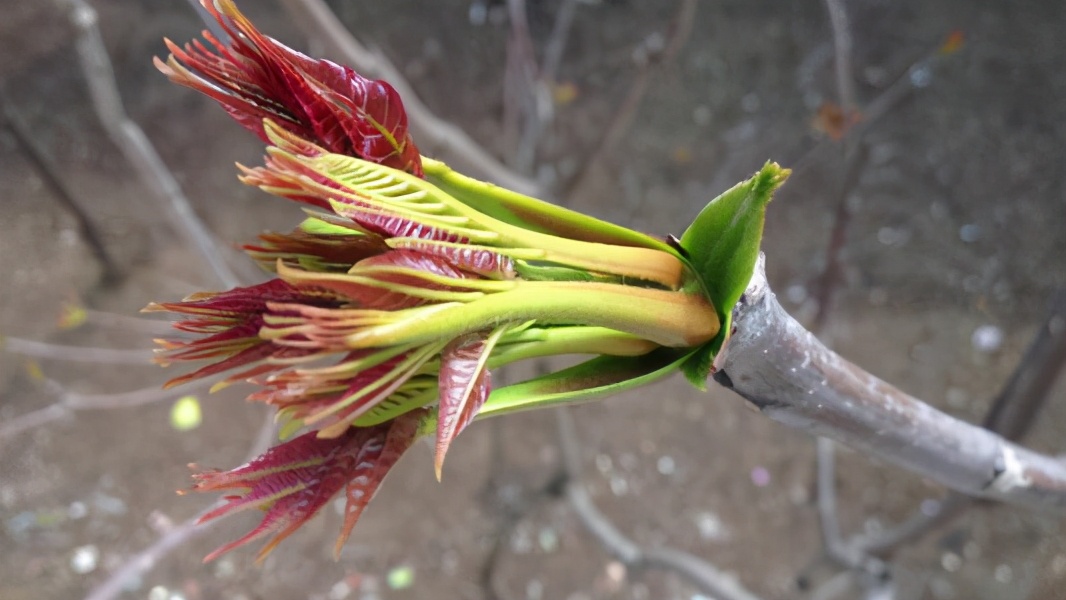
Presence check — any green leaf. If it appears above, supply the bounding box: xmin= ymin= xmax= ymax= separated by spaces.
xmin=679 ymin=343 xmax=717 ymax=390
xmin=678 ymin=162 xmax=789 ymax=387
xmin=422 ymin=158 xmax=680 ymax=256
xmin=297 ymin=215 xmax=363 ymax=236
xmin=470 ymin=347 xmax=692 ymax=422
xmin=414 ymin=348 xmax=692 ymax=435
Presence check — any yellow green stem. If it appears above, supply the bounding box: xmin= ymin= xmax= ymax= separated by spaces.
xmin=344 ymin=281 xmax=719 ymax=350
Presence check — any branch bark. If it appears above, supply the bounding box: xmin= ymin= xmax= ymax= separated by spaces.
xmin=712 ymin=255 xmax=1066 ymax=512
xmin=850 ymin=288 xmax=1066 ymax=555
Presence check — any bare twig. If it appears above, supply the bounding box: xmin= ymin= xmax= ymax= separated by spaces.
xmin=56 ymin=0 xmax=241 ymax=289
xmin=503 ymin=0 xmax=581 ymax=174
xmin=0 ymin=336 xmax=152 ymax=364
xmin=810 ymin=0 xmax=866 ymax=569
xmin=789 ymin=38 xmax=953 ymax=176
xmin=809 ymin=140 xmax=869 ymax=334
xmin=556 ymin=408 xmax=764 ymax=600
xmin=0 ymin=378 xmax=213 ymax=442
xmin=982 ymin=290 xmax=1066 ymax=439
xmin=83 ymin=411 xmax=277 ymax=600
xmin=815 ymin=438 xmax=849 ymax=564
xmin=564 ymin=0 xmax=697 ymax=198
xmin=0 ymin=404 xmax=69 ymax=442
xmin=823 ymin=0 xmax=857 ymax=112
xmin=275 ymin=0 xmax=540 ymax=196
xmin=0 ymin=84 xmax=122 ymax=283
xmin=712 ymin=255 xmax=1066 ymax=512
xmin=182 ymin=0 xmax=229 ymax=43
xmin=852 ymin=494 xmax=969 ymax=556
xmin=503 ymin=0 xmax=547 ymax=174
xmin=540 ymin=0 xmax=580 ymax=87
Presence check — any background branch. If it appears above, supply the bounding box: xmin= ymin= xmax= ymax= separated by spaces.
xmin=555 ymin=407 xmax=764 ymax=600
xmin=563 ymin=0 xmax=696 ymax=198
xmin=0 ymin=378 xmax=214 ymax=442
xmin=0 ymin=337 xmax=152 ymax=364
xmin=57 ymin=0 xmax=242 ymax=289
xmin=0 ymin=84 xmax=121 ymax=283
xmin=82 ymin=411 xmax=278 ymax=600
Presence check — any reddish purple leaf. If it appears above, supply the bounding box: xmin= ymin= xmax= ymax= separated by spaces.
xmin=146 ymin=279 xmax=343 ymax=387
xmin=388 ymin=239 xmax=517 ymax=279
xmin=435 ymin=330 xmax=505 ymax=479
xmin=243 ymin=229 xmax=389 ymax=271
xmin=275 ymin=250 xmax=474 ymax=310
xmin=191 ymin=410 xmax=423 ymax=562
xmin=335 ymin=408 xmax=422 ymax=558
xmin=156 ymin=0 xmax=422 ymax=175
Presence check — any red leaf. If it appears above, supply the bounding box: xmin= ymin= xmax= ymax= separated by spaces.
xmin=276 ymin=250 xmax=474 ymax=310
xmin=334 ymin=408 xmax=422 ymax=558
xmin=147 ymin=279 xmax=344 ymax=387
xmin=157 ymin=0 xmax=421 ymax=175
xmin=435 ymin=327 xmax=508 ymax=479
xmin=388 ymin=239 xmax=517 ymax=279
xmin=192 ymin=410 xmax=423 ymax=562
xmin=243 ymin=229 xmax=389 ymax=271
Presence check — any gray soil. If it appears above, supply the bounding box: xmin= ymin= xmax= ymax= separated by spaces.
xmin=1 ymin=1 xmax=1064 ymax=599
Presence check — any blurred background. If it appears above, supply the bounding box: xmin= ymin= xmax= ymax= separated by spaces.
xmin=1 ymin=1 xmax=1064 ymax=599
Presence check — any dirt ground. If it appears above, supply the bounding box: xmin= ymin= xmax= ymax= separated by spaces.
xmin=1 ymin=1 xmax=1065 ymax=599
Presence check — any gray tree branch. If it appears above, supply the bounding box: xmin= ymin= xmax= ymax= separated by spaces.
xmin=712 ymin=255 xmax=1066 ymax=512
xmin=849 ymin=288 xmax=1066 ymax=556
xmin=57 ymin=0 xmax=242 ymax=289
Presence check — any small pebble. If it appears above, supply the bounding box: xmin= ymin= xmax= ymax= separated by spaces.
xmin=750 ymin=467 xmax=771 ymax=487
xmin=656 ymin=455 xmax=676 ymax=476
xmin=329 ymin=580 xmax=351 ymax=600
xmin=537 ymin=527 xmax=559 ymax=553
xmin=525 ymin=579 xmax=544 ymax=600
xmin=70 ymin=545 xmax=99 ymax=574
xmin=972 ymin=325 xmax=1004 ymax=353
xmin=68 ymin=501 xmax=88 ymax=520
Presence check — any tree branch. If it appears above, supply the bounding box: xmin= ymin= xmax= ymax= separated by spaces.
xmin=0 ymin=84 xmax=122 ymax=283
xmin=849 ymin=288 xmax=1066 ymax=555
xmin=555 ymin=408 xmax=764 ymax=600
xmin=0 ymin=336 xmax=152 ymax=364
xmin=712 ymin=255 xmax=1066 ymax=512
xmin=563 ymin=0 xmax=696 ymax=198
xmin=0 ymin=378 xmax=214 ymax=443
xmin=82 ymin=411 xmax=277 ymax=600
xmin=56 ymin=0 xmax=242 ymax=289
